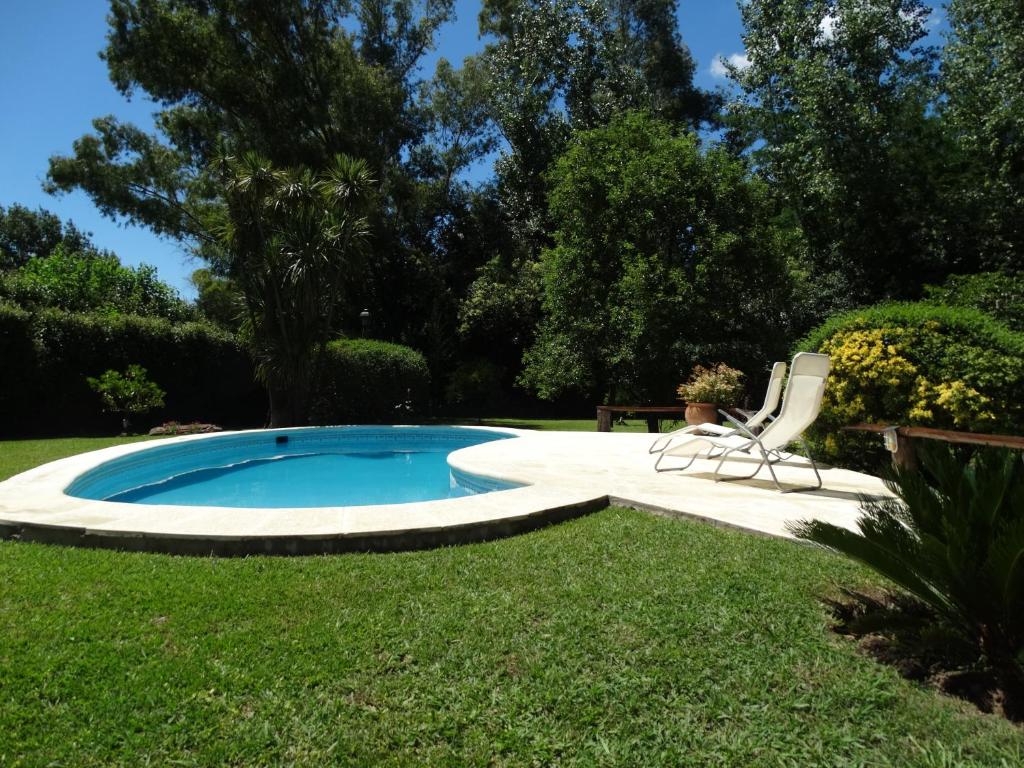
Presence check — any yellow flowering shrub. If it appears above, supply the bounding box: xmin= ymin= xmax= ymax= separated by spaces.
xmin=820 ymin=328 xmax=998 ymax=431
xmin=798 ymin=302 xmax=1024 ymax=466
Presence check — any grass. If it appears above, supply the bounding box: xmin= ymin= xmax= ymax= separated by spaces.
xmin=446 ymin=416 xmax=676 ymax=433
xmin=1 ymin=438 xmax=1021 ymax=765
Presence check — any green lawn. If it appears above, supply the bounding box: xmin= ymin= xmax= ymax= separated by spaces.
xmin=447 ymin=416 xmax=676 ymax=433
xmin=0 ymin=437 xmax=1020 ymax=765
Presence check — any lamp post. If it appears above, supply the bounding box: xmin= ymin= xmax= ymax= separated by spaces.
xmin=360 ymin=308 xmax=371 ymax=337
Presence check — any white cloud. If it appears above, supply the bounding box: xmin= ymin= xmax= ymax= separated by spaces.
xmin=710 ymin=52 xmax=751 ymax=79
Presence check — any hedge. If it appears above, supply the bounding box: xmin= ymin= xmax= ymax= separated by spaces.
xmin=311 ymin=339 xmax=430 ymax=424
xmin=0 ymin=303 xmax=264 ymax=436
xmin=796 ymin=302 xmax=1024 ymax=466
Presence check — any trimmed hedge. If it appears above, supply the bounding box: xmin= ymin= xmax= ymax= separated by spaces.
xmin=0 ymin=303 xmax=264 ymax=436
xmin=797 ymin=302 xmax=1024 ymax=466
xmin=312 ymin=339 xmax=430 ymax=424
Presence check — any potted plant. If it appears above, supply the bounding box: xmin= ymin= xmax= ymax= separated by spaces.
xmin=677 ymin=363 xmax=744 ymax=426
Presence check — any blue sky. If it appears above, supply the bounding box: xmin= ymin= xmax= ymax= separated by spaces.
xmin=0 ymin=1 xmax=747 ymax=297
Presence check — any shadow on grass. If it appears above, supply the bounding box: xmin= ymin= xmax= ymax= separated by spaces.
xmin=825 ymin=587 xmax=1022 ymax=723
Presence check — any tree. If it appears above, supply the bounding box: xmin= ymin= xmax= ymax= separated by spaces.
xmin=0 ymin=244 xmax=192 ymax=321
xmin=45 ymin=1 xmax=464 ymax=412
xmin=215 ymin=152 xmax=374 ymax=426
xmin=461 ymin=0 xmax=719 ymax=389
xmin=189 ymin=268 xmax=243 ymax=331
xmin=726 ymin=0 xmax=945 ymax=321
xmin=0 ymin=204 xmax=93 ymax=270
xmin=522 ymin=111 xmax=794 ymax=404
xmin=941 ymin=0 xmax=1024 ymax=270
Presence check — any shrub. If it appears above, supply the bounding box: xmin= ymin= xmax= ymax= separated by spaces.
xmin=923 ymin=271 xmax=1024 ymax=332
xmin=0 ymin=307 xmax=263 ymax=436
xmin=311 ymin=339 xmax=430 ymax=424
xmin=797 ymin=302 xmax=1024 ymax=465
xmin=87 ymin=365 xmax=166 ymax=433
xmin=676 ymin=364 xmax=745 ymax=406
xmin=0 ymin=245 xmax=194 ymax=321
xmin=790 ymin=445 xmax=1024 ymax=717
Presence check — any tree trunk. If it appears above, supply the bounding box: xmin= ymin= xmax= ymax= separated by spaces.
xmin=267 ymin=382 xmax=310 ymax=428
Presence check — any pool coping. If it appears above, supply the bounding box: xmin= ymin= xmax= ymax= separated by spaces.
xmin=0 ymin=426 xmax=891 ymax=555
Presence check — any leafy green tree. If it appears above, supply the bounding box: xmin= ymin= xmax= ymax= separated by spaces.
xmin=0 ymin=244 xmax=192 ymax=321
xmin=727 ymin=0 xmax=945 ymax=320
xmin=792 ymin=445 xmax=1024 ymax=716
xmin=461 ymin=0 xmax=719 ymax=388
xmin=87 ymin=364 xmax=166 ymax=433
xmin=215 ymin=152 xmax=374 ymax=426
xmin=924 ymin=272 xmax=1024 ymax=332
xmin=941 ymin=0 xmax=1024 ymax=270
xmin=0 ymin=204 xmax=93 ymax=270
xmin=189 ymin=268 xmax=243 ymax=331
xmin=523 ymin=111 xmax=794 ymax=404
xmin=45 ymin=1 xmax=469 ymax=409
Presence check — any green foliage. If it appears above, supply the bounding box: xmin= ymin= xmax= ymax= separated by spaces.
xmin=797 ymin=302 xmax=1024 ymax=463
xmin=791 ymin=445 xmax=1024 ymax=709
xmin=189 ymin=268 xmax=243 ymax=331
xmin=311 ymin=338 xmax=430 ymax=424
xmin=0 ymin=305 xmax=261 ymax=436
xmin=524 ymin=111 xmax=794 ymax=403
xmin=677 ymin=363 xmax=745 ymax=407
xmin=924 ymin=271 xmax=1024 ymax=332
xmin=86 ymin=365 xmax=166 ymax=418
xmin=0 ymin=245 xmax=192 ymax=321
xmin=216 ymin=153 xmax=374 ymax=426
xmin=444 ymin=358 xmax=507 ymax=413
xmin=0 ymin=204 xmax=93 ymax=271
xmin=941 ymin=0 xmax=1024 ymax=270
xmin=728 ymin=0 xmax=946 ymax=319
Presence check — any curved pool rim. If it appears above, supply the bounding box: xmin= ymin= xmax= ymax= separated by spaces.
xmin=0 ymin=425 xmax=608 ymax=556
xmin=65 ymin=425 xmax=523 ymax=508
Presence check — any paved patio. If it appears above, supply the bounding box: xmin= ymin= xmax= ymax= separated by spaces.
xmin=0 ymin=427 xmax=890 ymax=554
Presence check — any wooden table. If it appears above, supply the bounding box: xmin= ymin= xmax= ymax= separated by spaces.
xmin=843 ymin=423 xmax=1024 ymax=468
xmin=596 ymin=405 xmax=687 ymax=433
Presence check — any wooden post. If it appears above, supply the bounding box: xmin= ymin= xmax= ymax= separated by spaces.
xmin=892 ymin=432 xmax=918 ymax=470
xmin=645 ymin=416 xmax=660 ymax=433
xmin=597 ymin=408 xmax=612 ymax=432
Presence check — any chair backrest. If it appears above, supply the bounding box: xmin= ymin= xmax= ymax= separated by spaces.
xmin=744 ymin=361 xmax=787 ymax=428
xmin=755 ymin=353 xmax=831 ymax=451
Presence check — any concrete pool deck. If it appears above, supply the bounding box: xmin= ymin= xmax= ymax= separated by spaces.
xmin=0 ymin=427 xmax=891 ymax=555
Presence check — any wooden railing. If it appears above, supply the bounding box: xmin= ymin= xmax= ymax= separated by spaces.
xmin=843 ymin=423 xmax=1024 ymax=468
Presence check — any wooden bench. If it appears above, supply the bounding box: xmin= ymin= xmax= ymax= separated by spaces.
xmin=843 ymin=423 xmax=1024 ymax=468
xmin=596 ymin=405 xmax=687 ymax=433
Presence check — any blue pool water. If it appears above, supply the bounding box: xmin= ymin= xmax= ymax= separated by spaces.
xmin=66 ymin=426 xmax=520 ymax=508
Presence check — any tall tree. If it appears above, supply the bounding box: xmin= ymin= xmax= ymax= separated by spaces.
xmin=462 ymin=0 xmax=718 ymax=384
xmin=941 ymin=0 xmax=1024 ymax=270
xmin=523 ymin=112 xmax=794 ymax=404
xmin=45 ymin=0 xmax=460 ymax=421
xmin=0 ymin=204 xmax=94 ymax=270
xmin=215 ymin=153 xmax=373 ymax=426
xmin=727 ymin=0 xmax=944 ymax=321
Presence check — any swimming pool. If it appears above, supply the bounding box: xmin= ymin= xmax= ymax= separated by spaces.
xmin=66 ymin=426 xmax=521 ymax=508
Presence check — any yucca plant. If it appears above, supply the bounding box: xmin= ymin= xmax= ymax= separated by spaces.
xmin=790 ymin=445 xmax=1024 ymax=712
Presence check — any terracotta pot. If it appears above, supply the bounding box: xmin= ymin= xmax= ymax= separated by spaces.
xmin=684 ymin=402 xmax=719 ymax=427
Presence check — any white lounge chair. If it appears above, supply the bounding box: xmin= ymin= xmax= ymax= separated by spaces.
xmin=649 ymin=361 xmax=788 ymax=454
xmin=653 ymin=352 xmax=831 ymax=493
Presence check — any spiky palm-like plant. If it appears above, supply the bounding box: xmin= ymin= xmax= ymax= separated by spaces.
xmin=790 ymin=445 xmax=1024 ymax=707
xmin=216 ymin=152 xmax=373 ymax=426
